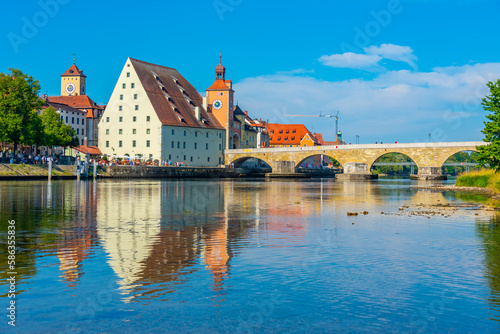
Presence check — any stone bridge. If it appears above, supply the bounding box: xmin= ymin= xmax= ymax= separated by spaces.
xmin=224 ymin=141 xmax=487 ymax=180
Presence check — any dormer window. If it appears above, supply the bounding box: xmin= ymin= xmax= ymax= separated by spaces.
xmin=177 ymin=115 xmax=185 ymax=123
xmin=279 ymin=130 xmax=283 ymax=134
xmin=292 ymin=129 xmax=296 ymax=134
xmin=286 ymin=130 xmax=289 ymax=134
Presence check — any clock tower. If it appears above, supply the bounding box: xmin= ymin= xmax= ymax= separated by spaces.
xmin=60 ymin=63 xmax=87 ymax=96
xmin=206 ymin=55 xmax=235 ymax=149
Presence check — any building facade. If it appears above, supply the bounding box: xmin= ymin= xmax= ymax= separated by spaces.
xmin=98 ymin=58 xmax=225 ymax=166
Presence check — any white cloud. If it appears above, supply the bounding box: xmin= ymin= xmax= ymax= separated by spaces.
xmin=319 ymin=53 xmax=382 ymax=69
xmin=364 ymin=44 xmax=418 ymax=70
xmin=233 ymin=63 xmax=500 ymax=143
xmin=319 ymin=43 xmax=417 ymax=70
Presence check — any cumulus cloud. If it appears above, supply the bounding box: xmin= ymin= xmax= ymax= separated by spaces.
xmin=319 ymin=53 xmax=382 ymax=69
xmin=233 ymin=63 xmax=500 ymax=143
xmin=319 ymin=43 xmax=418 ymax=70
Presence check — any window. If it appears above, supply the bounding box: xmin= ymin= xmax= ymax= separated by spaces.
xmin=122 ymin=83 xmax=126 ymax=89
xmin=145 ymin=129 xmax=150 ymax=135
xmin=177 ymin=142 xmax=180 ymax=148
xmin=149 ymin=154 xmax=153 ymax=158
xmin=77 ymin=118 xmax=79 ymax=124
xmin=246 ymin=140 xmax=248 ymax=145
xmin=172 ymin=129 xmax=174 ymax=135
xmin=194 ymin=143 xmax=197 ymax=149
xmin=147 ymin=116 xmax=150 ymax=122
xmin=120 ymin=95 xmax=123 ymax=100
xmin=131 ymin=83 xmax=135 ymax=88
xmin=219 ymin=133 xmax=222 ymax=138
xmin=183 ymin=142 xmax=186 ymax=149
xmin=66 ymin=116 xmax=68 ymax=123
xmin=195 ymin=132 xmax=198 ymax=137
xmin=184 ymin=130 xmax=186 ymax=136
xmin=184 ymin=155 xmax=186 ymax=161
xmin=119 ymin=117 xmax=123 ymax=122
xmin=135 ymin=105 xmax=139 ymax=110
xmin=106 ymin=141 xmax=109 ymax=148
xmin=190 ymin=157 xmax=193 ymax=162
xmin=219 ymin=144 xmax=221 ymax=150
xmin=206 ymin=143 xmax=208 ymax=150
xmin=133 ymin=129 xmax=136 ymax=134
xmin=134 ymin=94 xmax=137 ymax=100
xmin=82 ymin=119 xmax=85 ymax=125
xmin=119 ymin=129 xmax=123 ymax=135
xmin=168 ymin=154 xmax=171 ymax=160
xmin=60 ymin=116 xmax=63 ymax=121
xmin=119 ymin=106 xmax=122 ymax=111
xmin=77 ymin=129 xmax=80 ymax=135
xmin=82 ymin=129 xmax=84 ymax=136
xmin=106 ymin=117 xmax=109 ymax=122
xmin=146 ymin=140 xmax=150 ymax=147
xmin=208 ymin=157 xmax=210 ymax=162
xmin=119 ymin=141 xmax=122 ymax=147
xmin=72 ymin=117 xmax=74 ymax=124
xmin=133 ymin=116 xmax=136 ymax=122
xmin=132 ymin=140 xmax=136 ymax=147
xmin=206 ymin=133 xmax=209 ymax=138
xmin=126 ymin=72 xmax=130 ymax=77
xmin=171 ymin=141 xmax=174 ymax=148
xmin=106 ymin=129 xmax=109 ymax=135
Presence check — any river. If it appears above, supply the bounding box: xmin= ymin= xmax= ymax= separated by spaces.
xmin=0 ymin=178 xmax=499 ymax=333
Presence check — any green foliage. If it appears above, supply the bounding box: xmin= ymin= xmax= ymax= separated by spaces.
xmin=442 ymin=151 xmax=480 ymax=175
xmin=477 ymin=79 xmax=500 ymax=172
xmin=456 ymin=169 xmax=500 ymax=192
xmin=372 ymin=153 xmax=414 ymax=175
xmin=41 ymin=106 xmax=78 ymax=147
xmin=0 ymin=69 xmax=44 ymax=151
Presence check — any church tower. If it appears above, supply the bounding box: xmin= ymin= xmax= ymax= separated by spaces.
xmin=206 ymin=55 xmax=234 ymax=149
xmin=60 ymin=63 xmax=86 ymax=96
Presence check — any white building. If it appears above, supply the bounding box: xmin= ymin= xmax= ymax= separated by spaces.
xmin=43 ymin=99 xmax=87 ymax=145
xmin=99 ymin=58 xmax=226 ymax=166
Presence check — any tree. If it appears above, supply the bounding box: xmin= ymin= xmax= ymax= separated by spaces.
xmin=477 ymin=79 xmax=500 ymax=172
xmin=0 ymin=69 xmax=44 ymax=155
xmin=41 ymin=106 xmax=79 ymax=151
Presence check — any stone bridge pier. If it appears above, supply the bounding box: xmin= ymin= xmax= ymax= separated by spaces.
xmin=410 ymin=167 xmax=446 ymax=180
xmin=336 ymin=162 xmax=378 ymax=180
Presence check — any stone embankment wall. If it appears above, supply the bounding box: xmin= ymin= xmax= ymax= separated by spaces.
xmin=102 ymin=166 xmax=242 ymax=178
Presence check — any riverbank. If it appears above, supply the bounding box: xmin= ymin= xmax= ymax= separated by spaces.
xmin=0 ymin=164 xmax=75 ymax=180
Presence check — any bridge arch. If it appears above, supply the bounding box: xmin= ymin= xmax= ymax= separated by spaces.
xmin=439 ymin=148 xmax=479 ymax=168
xmin=369 ymin=152 xmax=418 ymax=175
xmin=295 ymin=153 xmax=344 ymax=169
xmin=226 ymin=154 xmax=273 ymax=169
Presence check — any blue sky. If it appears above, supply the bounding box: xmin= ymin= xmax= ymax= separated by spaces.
xmin=1 ymin=0 xmax=500 ymax=144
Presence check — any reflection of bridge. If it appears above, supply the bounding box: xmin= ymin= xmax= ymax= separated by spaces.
xmin=225 ymin=141 xmax=487 ymax=180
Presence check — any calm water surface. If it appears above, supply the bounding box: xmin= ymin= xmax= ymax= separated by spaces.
xmin=1 ymin=178 xmax=500 ymax=333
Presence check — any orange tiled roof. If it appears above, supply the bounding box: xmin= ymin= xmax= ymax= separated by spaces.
xmin=312 ymin=133 xmax=324 ymax=145
xmin=74 ymin=145 xmax=101 ymax=155
xmin=268 ymin=123 xmax=320 ymax=146
xmin=48 ymin=95 xmax=101 ymax=110
xmin=206 ymin=79 xmax=231 ymax=90
xmin=61 ymin=64 xmax=86 ymax=77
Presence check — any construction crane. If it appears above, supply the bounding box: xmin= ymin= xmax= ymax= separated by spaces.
xmin=283 ymin=111 xmax=341 ymax=140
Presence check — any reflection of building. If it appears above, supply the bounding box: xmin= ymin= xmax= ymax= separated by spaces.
xmin=56 ymin=182 xmax=98 ymax=286
xmin=204 ymin=223 xmax=229 ymax=293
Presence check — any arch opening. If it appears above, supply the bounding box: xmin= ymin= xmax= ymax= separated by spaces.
xmin=296 ymin=154 xmax=342 ymax=171
xmin=441 ymin=150 xmax=481 ymax=176
xmin=370 ymin=152 xmax=417 ymax=177
xmin=232 ymin=133 xmax=240 ymax=149
xmin=230 ymin=157 xmax=272 ymax=171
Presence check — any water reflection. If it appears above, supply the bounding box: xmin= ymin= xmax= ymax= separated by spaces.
xmin=3 ymin=178 xmax=500 ymax=332
xmin=477 ymin=214 xmax=500 ymax=321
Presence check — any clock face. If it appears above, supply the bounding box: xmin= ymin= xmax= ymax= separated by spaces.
xmin=213 ymin=99 xmax=222 ymax=110
xmin=65 ymin=83 xmax=76 ymax=94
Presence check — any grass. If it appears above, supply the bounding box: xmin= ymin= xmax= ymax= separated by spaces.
xmin=456 ymin=169 xmax=500 ymax=193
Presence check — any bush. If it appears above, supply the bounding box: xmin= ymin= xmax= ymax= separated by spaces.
xmin=456 ymin=169 xmax=500 ymax=192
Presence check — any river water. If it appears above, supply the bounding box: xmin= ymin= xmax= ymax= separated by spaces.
xmin=1 ymin=178 xmax=499 ymax=333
